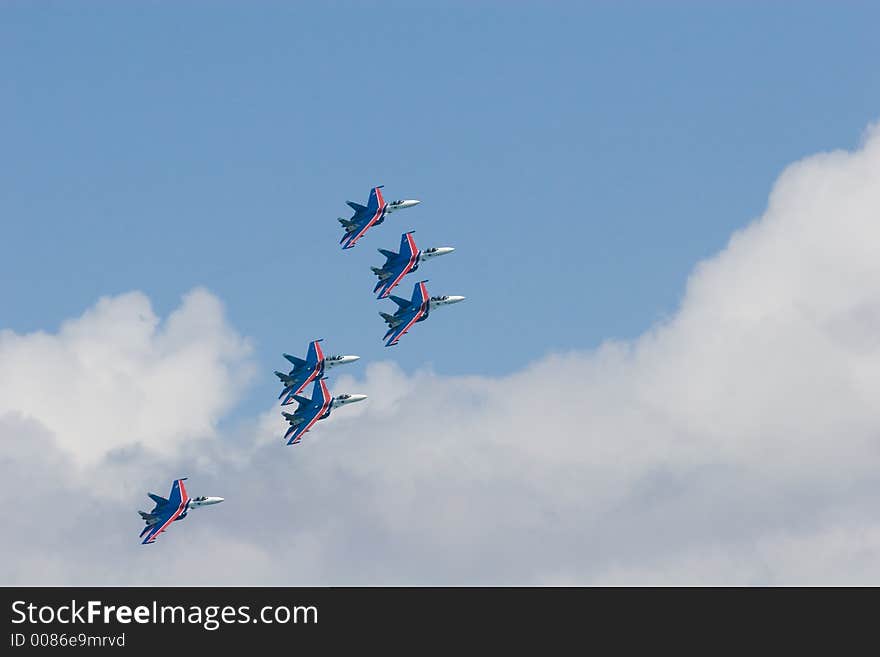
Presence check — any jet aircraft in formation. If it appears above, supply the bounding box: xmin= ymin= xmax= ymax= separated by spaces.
xmin=337 ymin=187 xmax=465 ymax=345
xmin=274 ymin=339 xmax=360 ymax=406
xmin=281 ymin=377 xmax=366 ymax=445
xmin=337 ymin=185 xmax=420 ymax=250
xmin=138 ymin=186 xmax=459 ymax=543
xmin=138 ymin=478 xmax=223 ymax=545
xmin=380 ymin=280 xmax=465 ymax=347
xmin=371 ymin=231 xmax=454 ymax=298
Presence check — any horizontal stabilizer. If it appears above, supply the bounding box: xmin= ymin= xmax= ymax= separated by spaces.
xmin=147 ymin=493 xmax=168 ymax=506
xmin=139 ymin=511 xmax=160 ymax=526
xmin=338 ymin=217 xmax=356 ymax=228
xmin=378 ymin=248 xmax=397 ymax=261
xmin=274 ymin=371 xmax=293 ymax=384
xmin=380 ymin=312 xmax=400 ymax=327
xmin=346 ymin=201 xmax=367 ymax=213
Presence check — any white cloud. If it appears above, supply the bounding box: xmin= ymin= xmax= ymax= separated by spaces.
xmin=0 ymin=288 xmax=253 ymax=465
xmin=3 ymin=125 xmax=880 ymax=584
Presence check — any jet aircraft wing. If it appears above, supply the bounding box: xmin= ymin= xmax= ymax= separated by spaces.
xmin=140 ymin=479 xmax=190 ymax=545
xmin=284 ymin=378 xmax=333 ymax=445
xmin=340 ymin=186 xmax=386 ymax=250
xmin=283 ymin=353 xmax=307 ymax=368
xmin=383 ymin=281 xmax=430 ymax=347
xmin=375 ymin=232 xmax=419 ymax=298
xmin=278 ymin=340 xmax=326 ymax=406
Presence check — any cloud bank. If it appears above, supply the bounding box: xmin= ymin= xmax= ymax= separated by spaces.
xmin=3 ymin=125 xmax=880 ymax=584
xmin=0 ymin=288 xmax=253 ymax=465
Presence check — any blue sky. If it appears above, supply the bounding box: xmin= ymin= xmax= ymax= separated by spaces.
xmin=2 ymin=1 xmax=880 ymax=417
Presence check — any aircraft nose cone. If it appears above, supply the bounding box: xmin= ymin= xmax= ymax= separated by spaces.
xmin=350 ymin=394 xmax=368 ymax=403
xmin=346 ymin=355 xmax=361 ymax=363
xmin=447 ymin=296 xmax=465 ymax=304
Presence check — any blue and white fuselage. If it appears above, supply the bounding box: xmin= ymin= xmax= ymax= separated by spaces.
xmin=372 ymin=231 xmax=455 ymax=299
xmin=338 ymin=186 xmax=420 ymax=250
xmin=281 ymin=378 xmax=367 ymax=445
xmin=379 ymin=280 xmax=465 ymax=347
xmin=138 ymin=478 xmax=224 ymax=545
xmin=275 ymin=339 xmax=360 ymax=406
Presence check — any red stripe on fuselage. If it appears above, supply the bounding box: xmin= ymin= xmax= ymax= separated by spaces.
xmin=289 ymin=380 xmax=332 ymax=444
xmin=387 ymin=283 xmax=429 ymax=345
xmin=292 ymin=369 xmax=318 ymax=396
xmin=144 ymin=480 xmax=190 ymax=543
xmin=313 ymin=340 xmax=325 ymax=363
xmin=292 ymin=341 xmax=326 ymax=395
xmin=388 ymin=308 xmax=425 ymax=346
xmin=380 ymin=237 xmax=420 ymax=298
xmin=344 ymin=188 xmax=387 ymax=248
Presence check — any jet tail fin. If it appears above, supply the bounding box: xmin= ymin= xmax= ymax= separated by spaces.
xmin=411 ymin=280 xmax=429 ymax=306
xmin=366 ymin=186 xmax=385 ymax=213
xmin=275 ymin=371 xmax=293 ymax=384
xmin=398 ymin=231 xmax=417 ymax=259
xmin=346 ymin=201 xmax=367 ymax=213
xmin=338 ymin=217 xmax=357 ymax=229
xmin=378 ymin=248 xmax=397 ymax=261
xmin=147 ymin=493 xmax=168 ymax=506
xmin=305 ymin=339 xmax=325 ymax=366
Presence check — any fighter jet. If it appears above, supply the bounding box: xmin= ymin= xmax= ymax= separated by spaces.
xmin=274 ymin=339 xmax=360 ymax=406
xmin=281 ymin=377 xmax=367 ymax=445
xmin=338 ymin=185 xmax=420 ymax=250
xmin=138 ymin=478 xmax=223 ymax=545
xmin=371 ymin=231 xmax=455 ymax=299
xmin=379 ymin=280 xmax=465 ymax=347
